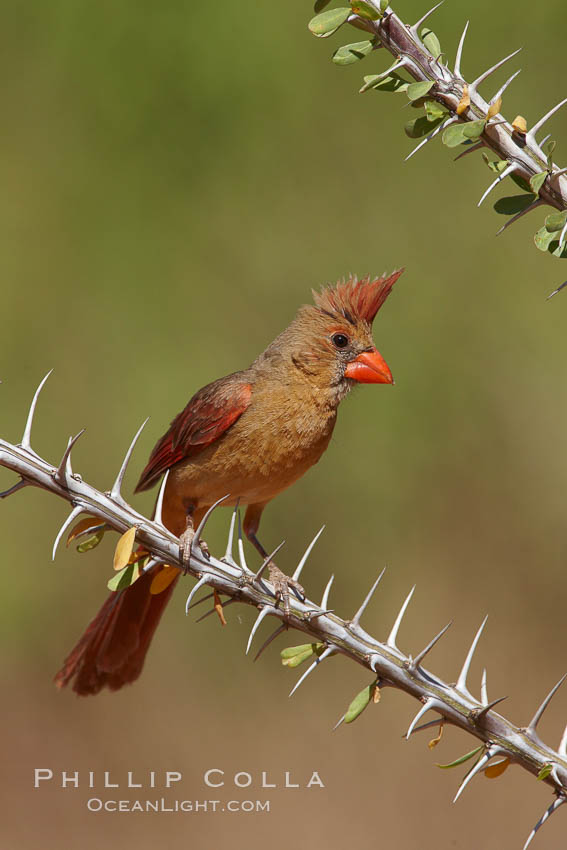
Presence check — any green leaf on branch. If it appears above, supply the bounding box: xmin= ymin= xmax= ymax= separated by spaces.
xmin=462 ymin=119 xmax=486 ymax=140
xmin=360 ymin=73 xmax=408 ymax=93
xmin=281 ymin=643 xmax=324 ymax=667
xmin=545 ymin=139 xmax=557 ymax=171
xmin=379 ymin=0 xmax=389 ymax=11
xmin=436 ymin=746 xmax=483 ymax=769
xmin=534 ymin=226 xmax=557 ymax=253
xmin=530 ymin=172 xmax=547 ymax=194
xmin=421 ymin=27 xmax=441 ymax=58
xmin=107 ymin=562 xmax=140 ymax=592
xmin=406 ymin=80 xmax=434 ymax=101
xmin=345 ymin=681 xmax=378 ymax=723
xmin=483 ymin=155 xmax=510 ymax=175
xmin=77 ymin=530 xmax=106 ymax=553
xmin=308 ymin=7 xmax=351 ymax=37
xmin=545 ymin=211 xmax=567 ymax=233
xmin=493 ymin=194 xmax=536 ymax=215
xmin=537 ymin=763 xmax=553 ymax=781
xmin=350 ymin=0 xmax=380 ymax=19
xmin=425 ymin=99 xmax=448 ymax=121
xmin=511 ymin=173 xmax=533 ymax=193
xmin=442 ymin=123 xmax=469 ymax=148
xmin=332 ymin=40 xmax=374 ymax=66
xmin=405 ymin=115 xmax=443 ymax=139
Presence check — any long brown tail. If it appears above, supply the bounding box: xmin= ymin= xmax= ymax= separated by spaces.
xmin=55 ymin=565 xmax=179 ymax=696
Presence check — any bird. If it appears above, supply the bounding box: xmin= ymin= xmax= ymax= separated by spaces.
xmin=55 ymin=271 xmax=402 ymax=695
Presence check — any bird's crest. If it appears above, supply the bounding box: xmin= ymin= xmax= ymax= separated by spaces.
xmin=312 ymin=270 xmax=403 ymax=325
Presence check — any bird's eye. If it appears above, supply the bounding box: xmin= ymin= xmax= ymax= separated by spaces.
xmin=332 ymin=333 xmax=350 ymax=349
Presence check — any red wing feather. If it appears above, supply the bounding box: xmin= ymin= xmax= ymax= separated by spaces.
xmin=135 ymin=374 xmax=252 ymax=492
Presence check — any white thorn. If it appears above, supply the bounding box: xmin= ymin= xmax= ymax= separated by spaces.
xmin=559 ymin=220 xmax=567 ymax=250
xmin=411 ymin=0 xmax=444 ymax=36
xmin=470 ymin=48 xmax=522 ymax=95
xmin=527 ymin=673 xmax=567 ymax=734
xmin=54 ymin=429 xmax=85 ymax=486
xmin=411 ymin=621 xmax=452 ymax=668
xmin=481 ymin=668 xmax=488 ymax=706
xmin=489 ymin=69 xmax=521 ymax=112
xmin=559 ymin=722 xmax=567 ymax=758
xmin=352 ymin=568 xmax=386 ymax=627
xmin=153 ymin=470 xmax=170 ymax=527
xmin=454 ymin=20 xmax=469 ymax=78
xmin=321 ymin=574 xmax=334 ymax=610
xmin=332 ymin=714 xmax=346 ymax=732
xmin=405 ymin=116 xmax=457 ymax=161
xmin=457 ymin=616 xmax=488 ymax=695
xmin=224 ymin=503 xmax=238 ymax=562
xmin=406 ymin=698 xmax=441 ymax=739
xmin=387 ymin=585 xmax=416 ymax=649
xmin=292 ymin=526 xmax=325 ymax=582
xmin=523 ymin=796 xmax=566 ymax=850
xmin=111 ymin=418 xmax=149 ymax=502
xmin=552 ymin=167 xmax=567 ymax=178
xmin=52 ymin=505 xmax=83 ymax=561
xmin=478 ymin=163 xmax=518 ymax=207
xmin=246 ymin=606 xmax=273 ymax=655
xmin=142 ymin=557 xmax=162 ymax=573
xmin=375 ymin=57 xmax=408 ymax=81
xmin=453 ymin=750 xmax=494 ymax=803
xmin=252 ymin=623 xmax=286 ymax=663
xmin=289 ymin=646 xmax=334 ymax=697
xmin=191 ymin=494 xmax=230 ymax=553
xmin=185 ymin=575 xmax=209 ymax=614
xmin=528 ymin=98 xmax=567 ymax=145
xmin=20 ymin=370 xmax=53 ymax=453
xmin=237 ymin=510 xmax=249 ymax=572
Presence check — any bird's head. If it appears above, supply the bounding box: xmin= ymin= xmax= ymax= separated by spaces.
xmin=259 ymin=269 xmax=403 ymax=403
xmin=263 ymin=271 xmax=402 ymax=402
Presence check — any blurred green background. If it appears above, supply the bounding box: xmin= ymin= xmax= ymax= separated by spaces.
xmin=2 ymin=1 xmax=567 ymax=847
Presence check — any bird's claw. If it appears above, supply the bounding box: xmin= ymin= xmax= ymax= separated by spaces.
xmin=178 ymin=526 xmax=210 ymax=574
xmin=268 ymin=564 xmax=305 ymax=616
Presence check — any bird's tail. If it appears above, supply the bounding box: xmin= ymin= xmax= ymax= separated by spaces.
xmin=54 ymin=562 xmax=179 ymax=696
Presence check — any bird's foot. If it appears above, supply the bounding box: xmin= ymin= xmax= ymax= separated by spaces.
xmin=268 ymin=563 xmax=305 ymax=616
xmin=178 ymin=523 xmax=210 ymax=574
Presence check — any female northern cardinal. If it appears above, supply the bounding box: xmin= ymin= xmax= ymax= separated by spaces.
xmin=56 ymin=271 xmax=402 ymax=695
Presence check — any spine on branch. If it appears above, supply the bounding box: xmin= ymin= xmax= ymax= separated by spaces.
xmin=1 ymin=371 xmax=566 ymax=848
xmin=308 ymin=0 xmax=567 ymax=296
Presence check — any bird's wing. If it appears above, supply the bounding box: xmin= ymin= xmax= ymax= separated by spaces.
xmin=135 ymin=374 xmax=252 ymax=492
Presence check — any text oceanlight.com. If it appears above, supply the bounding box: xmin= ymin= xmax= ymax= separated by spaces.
xmin=33 ymin=769 xmax=325 ymax=813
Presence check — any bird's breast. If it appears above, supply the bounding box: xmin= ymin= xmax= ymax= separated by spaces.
xmin=170 ymin=384 xmax=337 ymax=508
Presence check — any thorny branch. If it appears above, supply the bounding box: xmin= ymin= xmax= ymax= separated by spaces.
xmin=1 ymin=373 xmax=566 ymax=848
xmin=310 ymin=0 xmax=567 ymax=296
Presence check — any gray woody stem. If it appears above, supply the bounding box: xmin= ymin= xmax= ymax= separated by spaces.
xmin=0 ymin=372 xmax=566 ymax=847
xmin=350 ymin=3 xmax=567 ymax=213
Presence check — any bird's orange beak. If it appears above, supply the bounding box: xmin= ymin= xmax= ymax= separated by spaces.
xmin=344 ymin=349 xmax=393 ymax=384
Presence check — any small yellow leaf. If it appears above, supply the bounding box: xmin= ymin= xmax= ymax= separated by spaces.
xmin=113 ymin=526 xmax=137 ymax=571
xmin=512 ymin=115 xmax=527 ymax=134
xmin=428 ymin=721 xmax=445 ymax=750
xmin=487 ymin=96 xmax=502 ymax=121
xmin=484 ymin=758 xmax=510 ymax=779
xmin=456 ymin=84 xmax=470 ymax=116
xmin=214 ymin=590 xmax=227 ymax=626
xmin=373 ymin=683 xmax=381 ymax=704
xmin=149 ymin=565 xmax=179 ymax=595
xmin=66 ymin=516 xmax=101 ymax=546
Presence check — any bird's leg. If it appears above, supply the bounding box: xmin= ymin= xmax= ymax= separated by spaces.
xmin=244 ymin=504 xmax=305 ymax=615
xmin=178 ymin=508 xmax=195 ymax=574
xmin=178 ymin=504 xmax=210 ymax=572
